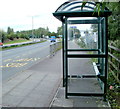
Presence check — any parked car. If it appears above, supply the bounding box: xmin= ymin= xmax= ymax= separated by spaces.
xmin=50 ymin=36 xmax=56 ymax=42
xmin=0 ymin=42 xmax=3 ymax=46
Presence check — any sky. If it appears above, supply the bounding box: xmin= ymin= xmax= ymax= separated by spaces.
xmin=0 ymin=0 xmax=66 ymax=32
xmin=0 ymin=0 xmax=119 ymax=33
xmin=0 ymin=0 xmax=93 ymax=33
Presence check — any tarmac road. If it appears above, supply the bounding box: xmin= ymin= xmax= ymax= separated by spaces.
xmin=1 ymin=41 xmax=51 ymax=82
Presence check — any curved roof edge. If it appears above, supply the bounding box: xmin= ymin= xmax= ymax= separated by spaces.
xmin=53 ymin=0 xmax=112 ymax=21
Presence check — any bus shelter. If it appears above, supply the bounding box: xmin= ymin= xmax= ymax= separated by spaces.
xmin=53 ymin=1 xmax=111 ymax=99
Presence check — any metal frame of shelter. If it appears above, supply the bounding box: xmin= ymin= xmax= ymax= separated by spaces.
xmin=53 ymin=1 xmax=112 ymax=99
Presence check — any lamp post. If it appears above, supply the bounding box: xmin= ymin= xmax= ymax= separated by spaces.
xmin=32 ymin=16 xmax=34 ymax=38
xmin=32 ymin=16 xmax=34 ymax=40
xmin=31 ymin=15 xmax=40 ymax=41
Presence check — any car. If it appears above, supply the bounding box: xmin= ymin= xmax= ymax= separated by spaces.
xmin=0 ymin=42 xmax=3 ymax=46
xmin=50 ymin=36 xmax=56 ymax=42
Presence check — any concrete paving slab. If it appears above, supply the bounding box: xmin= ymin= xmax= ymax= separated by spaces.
xmin=52 ymin=98 xmax=73 ymax=107
xmin=18 ymin=97 xmax=39 ymax=107
xmin=8 ymin=88 xmax=32 ymax=97
xmin=2 ymin=94 xmax=24 ymax=107
xmin=51 ymin=83 xmax=110 ymax=108
xmin=68 ymin=78 xmax=103 ymax=93
xmin=68 ymin=58 xmax=95 ymax=75
xmin=2 ymin=50 xmax=62 ymax=107
xmin=2 ymin=70 xmax=34 ymax=96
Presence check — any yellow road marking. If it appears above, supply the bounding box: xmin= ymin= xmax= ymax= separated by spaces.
xmin=14 ymin=58 xmax=41 ymax=62
xmin=0 ymin=63 xmax=28 ymax=68
xmin=0 ymin=58 xmax=41 ymax=68
xmin=1 ymin=58 xmax=41 ymax=68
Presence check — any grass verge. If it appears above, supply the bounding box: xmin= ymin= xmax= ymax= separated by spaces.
xmin=1 ymin=40 xmax=47 ymax=51
xmin=4 ymin=39 xmax=30 ymax=45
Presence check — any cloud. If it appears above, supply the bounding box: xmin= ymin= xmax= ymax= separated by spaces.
xmin=0 ymin=0 xmax=65 ymax=32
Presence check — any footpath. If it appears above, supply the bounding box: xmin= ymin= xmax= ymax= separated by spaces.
xmin=2 ymin=50 xmax=62 ymax=107
xmin=51 ymin=42 xmax=110 ymax=108
xmin=2 ymin=46 xmax=110 ymax=108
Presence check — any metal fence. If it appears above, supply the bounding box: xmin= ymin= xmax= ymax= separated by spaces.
xmin=108 ymin=44 xmax=120 ymax=83
xmin=50 ymin=41 xmax=62 ymax=57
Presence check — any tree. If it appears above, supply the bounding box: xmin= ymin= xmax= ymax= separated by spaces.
xmin=50 ymin=32 xmax=57 ymax=36
xmin=6 ymin=27 xmax=15 ymax=40
xmin=7 ymin=33 xmax=14 ymax=40
xmin=57 ymin=26 xmax=62 ymax=36
xmin=0 ymin=29 xmax=7 ymax=43
xmin=90 ymin=2 xmax=120 ymax=40
xmin=7 ymin=27 xmax=14 ymax=34
xmin=107 ymin=2 xmax=120 ymax=40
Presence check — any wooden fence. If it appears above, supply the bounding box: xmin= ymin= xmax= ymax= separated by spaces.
xmin=108 ymin=44 xmax=120 ymax=83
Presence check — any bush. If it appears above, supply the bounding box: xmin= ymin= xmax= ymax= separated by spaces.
xmin=108 ymin=40 xmax=120 ymax=108
xmin=7 ymin=33 xmax=14 ymax=40
xmin=1 ymin=33 xmax=7 ymax=43
xmin=107 ymin=71 xmax=120 ymax=109
xmin=25 ymin=36 xmax=29 ymax=40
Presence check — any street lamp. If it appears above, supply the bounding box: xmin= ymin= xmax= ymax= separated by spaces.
xmin=31 ymin=15 xmax=40 ymax=41
xmin=32 ymin=16 xmax=34 ymax=39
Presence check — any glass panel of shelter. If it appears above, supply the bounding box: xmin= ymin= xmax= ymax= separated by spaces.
xmin=67 ymin=17 xmax=99 ymax=53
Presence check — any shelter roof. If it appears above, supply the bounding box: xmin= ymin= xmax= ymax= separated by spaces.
xmin=53 ymin=0 xmax=112 ymax=21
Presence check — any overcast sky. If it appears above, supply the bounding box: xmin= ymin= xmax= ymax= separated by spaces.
xmin=0 ymin=0 xmax=66 ymax=32
xmin=0 ymin=0 xmax=93 ymax=33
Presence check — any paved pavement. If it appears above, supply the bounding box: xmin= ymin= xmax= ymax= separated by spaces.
xmin=50 ymin=41 xmax=110 ymax=108
xmin=1 ymin=41 xmax=111 ymax=108
xmin=2 ymin=50 xmax=62 ymax=107
xmin=50 ymin=82 xmax=110 ymax=108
